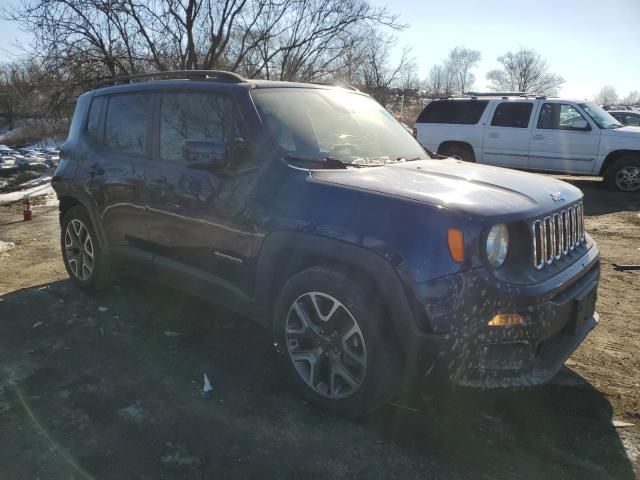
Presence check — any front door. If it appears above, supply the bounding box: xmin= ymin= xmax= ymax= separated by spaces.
xmin=528 ymin=102 xmax=601 ymax=174
xmin=481 ymin=101 xmax=534 ymax=168
xmin=143 ymin=90 xmax=262 ymax=295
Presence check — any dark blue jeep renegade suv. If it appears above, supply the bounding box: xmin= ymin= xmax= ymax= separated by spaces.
xmin=52 ymin=71 xmax=600 ymax=416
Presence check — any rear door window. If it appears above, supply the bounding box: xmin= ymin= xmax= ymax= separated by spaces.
xmin=416 ymin=100 xmax=489 ymax=124
xmin=104 ymin=93 xmax=152 ymax=156
xmin=490 ymin=102 xmax=533 ymax=128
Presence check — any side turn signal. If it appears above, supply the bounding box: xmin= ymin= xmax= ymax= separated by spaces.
xmin=447 ymin=228 xmax=464 ymax=263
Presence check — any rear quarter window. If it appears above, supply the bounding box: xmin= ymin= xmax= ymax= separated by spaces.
xmin=86 ymin=96 xmax=107 ymax=140
xmin=416 ymin=100 xmax=489 ymax=125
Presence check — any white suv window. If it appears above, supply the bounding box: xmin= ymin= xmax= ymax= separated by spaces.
xmin=490 ymin=102 xmax=533 ymax=128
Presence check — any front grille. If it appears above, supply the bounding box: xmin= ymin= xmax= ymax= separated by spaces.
xmin=531 ymin=202 xmax=585 ymax=270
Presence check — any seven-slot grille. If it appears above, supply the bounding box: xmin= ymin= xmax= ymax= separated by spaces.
xmin=531 ymin=202 xmax=585 ymax=270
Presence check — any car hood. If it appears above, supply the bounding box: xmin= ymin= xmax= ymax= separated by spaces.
xmin=601 ymin=125 xmax=640 ymax=137
xmin=310 ymin=159 xmax=583 ymax=218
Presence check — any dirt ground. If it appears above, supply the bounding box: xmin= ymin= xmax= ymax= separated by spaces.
xmin=0 ymin=178 xmax=638 ymax=479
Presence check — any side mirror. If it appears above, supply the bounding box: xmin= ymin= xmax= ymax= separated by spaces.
xmin=183 ymin=140 xmax=227 ymax=170
xmin=571 ymin=119 xmax=590 ymax=131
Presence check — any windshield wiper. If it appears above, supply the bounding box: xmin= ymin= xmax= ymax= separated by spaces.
xmin=285 ymin=154 xmax=349 ymax=169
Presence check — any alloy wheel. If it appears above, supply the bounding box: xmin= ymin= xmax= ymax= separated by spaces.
xmin=64 ymin=219 xmax=94 ymax=281
xmin=285 ymin=292 xmax=367 ymax=399
xmin=615 ymin=165 xmax=640 ymax=191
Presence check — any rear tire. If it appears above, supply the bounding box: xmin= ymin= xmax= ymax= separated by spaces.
xmin=273 ymin=266 xmax=401 ymax=417
xmin=61 ymin=205 xmax=113 ymax=291
xmin=604 ymin=155 xmax=640 ymax=192
xmin=438 ymin=143 xmax=476 ymax=162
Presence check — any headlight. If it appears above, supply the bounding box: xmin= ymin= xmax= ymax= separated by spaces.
xmin=486 ymin=224 xmax=509 ymax=268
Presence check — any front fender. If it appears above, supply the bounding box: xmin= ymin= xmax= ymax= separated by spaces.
xmin=253 ymin=231 xmax=429 ymax=355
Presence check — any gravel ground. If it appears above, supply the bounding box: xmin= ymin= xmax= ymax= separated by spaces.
xmin=0 ymin=177 xmax=638 ymax=480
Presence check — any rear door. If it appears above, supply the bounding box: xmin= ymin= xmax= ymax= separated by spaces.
xmin=528 ymin=102 xmax=601 ymax=173
xmin=143 ymin=89 xmax=262 ymax=295
xmin=77 ymin=92 xmax=150 ymax=247
xmin=481 ymin=101 xmax=534 ymax=168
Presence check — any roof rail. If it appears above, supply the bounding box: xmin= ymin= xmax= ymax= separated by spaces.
xmin=464 ymin=91 xmax=533 ymax=97
xmin=309 ymin=81 xmax=360 ymax=92
xmin=94 ymin=70 xmax=246 ymax=89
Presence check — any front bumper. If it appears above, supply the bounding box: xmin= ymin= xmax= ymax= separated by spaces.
xmin=411 ymin=247 xmax=600 ymax=389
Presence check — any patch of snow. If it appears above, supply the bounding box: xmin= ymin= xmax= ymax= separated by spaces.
xmin=612 ymin=420 xmax=635 ymax=428
xmin=0 ymin=240 xmax=15 ymax=253
xmin=0 ymin=183 xmax=54 ymax=206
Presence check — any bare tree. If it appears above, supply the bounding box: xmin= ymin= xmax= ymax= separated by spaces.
xmin=595 ymin=85 xmax=619 ymax=106
xmin=9 ymin=0 xmax=402 ymax=83
xmin=398 ymin=61 xmax=419 ymax=92
xmin=356 ymin=32 xmax=413 ymax=105
xmin=444 ymin=46 xmax=481 ymax=93
xmin=622 ymin=91 xmax=640 ymax=105
xmin=486 ymin=48 xmax=564 ymax=95
xmin=423 ymin=46 xmax=480 ymax=96
xmin=423 ymin=64 xmax=457 ymax=97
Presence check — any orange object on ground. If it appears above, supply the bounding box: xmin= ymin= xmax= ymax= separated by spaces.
xmin=22 ymin=197 xmax=32 ymax=221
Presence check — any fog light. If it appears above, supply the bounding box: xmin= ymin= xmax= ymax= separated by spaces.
xmin=488 ymin=313 xmax=523 ymax=327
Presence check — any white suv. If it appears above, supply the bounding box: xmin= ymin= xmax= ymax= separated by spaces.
xmin=415 ymin=94 xmax=640 ymax=191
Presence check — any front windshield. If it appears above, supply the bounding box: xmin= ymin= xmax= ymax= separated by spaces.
xmin=579 ymin=102 xmax=623 ymax=129
xmin=252 ymin=88 xmax=428 ymax=166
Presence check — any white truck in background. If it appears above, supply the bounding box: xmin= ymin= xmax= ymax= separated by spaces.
xmin=415 ymin=94 xmax=640 ymax=192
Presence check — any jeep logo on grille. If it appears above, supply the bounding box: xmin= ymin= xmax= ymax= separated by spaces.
xmin=550 ymin=192 xmax=565 ymax=202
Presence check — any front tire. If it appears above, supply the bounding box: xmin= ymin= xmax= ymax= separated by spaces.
xmin=604 ymin=155 xmax=640 ymax=192
xmin=273 ymin=266 xmax=400 ymax=417
xmin=61 ymin=205 xmax=113 ymax=291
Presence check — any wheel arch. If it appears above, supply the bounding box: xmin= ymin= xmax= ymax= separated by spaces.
xmin=254 ymin=231 xmax=429 ymax=360
xmin=56 ymin=189 xmax=109 ymax=251
xmin=599 ymin=149 xmax=640 ymax=176
xmin=437 ymin=140 xmax=476 ymax=161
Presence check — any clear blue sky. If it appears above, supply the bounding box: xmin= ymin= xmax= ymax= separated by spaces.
xmin=371 ymin=0 xmax=640 ymax=99
xmin=1 ymin=0 xmax=638 ymax=100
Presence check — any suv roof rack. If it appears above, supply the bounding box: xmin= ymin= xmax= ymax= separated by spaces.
xmin=309 ymin=81 xmax=360 ymax=92
xmin=464 ymin=91 xmax=534 ymax=97
xmin=94 ymin=70 xmax=246 ymax=89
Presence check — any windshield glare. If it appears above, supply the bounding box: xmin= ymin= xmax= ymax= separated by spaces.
xmin=252 ymin=88 xmax=428 ymax=166
xmin=579 ymin=102 xmax=623 ymax=129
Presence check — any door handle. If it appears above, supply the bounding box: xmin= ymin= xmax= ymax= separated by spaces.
xmin=488 ymin=132 xmax=499 ymax=138
xmin=533 ymin=134 xmax=544 ymax=140
xmin=88 ymin=163 xmax=104 ymax=176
